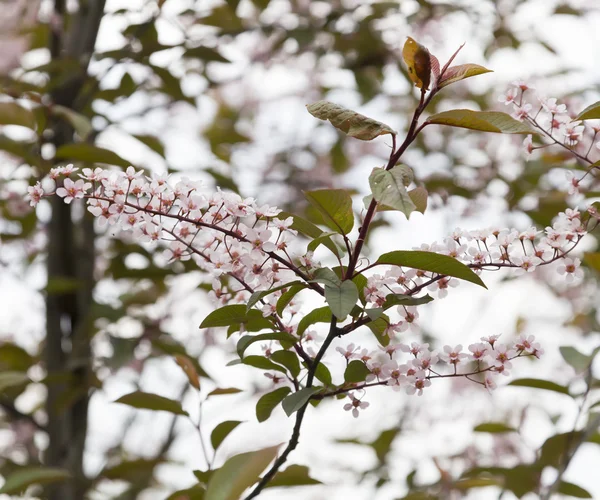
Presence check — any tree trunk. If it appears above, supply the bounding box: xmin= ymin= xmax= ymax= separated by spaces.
xmin=44 ymin=1 xmax=106 ymax=499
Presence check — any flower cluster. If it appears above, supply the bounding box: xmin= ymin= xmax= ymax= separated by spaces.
xmin=337 ymin=334 xmax=543 ymax=417
xmin=498 ymin=80 xmax=600 ymax=195
xmin=27 ymin=165 xmax=588 ymax=415
xmin=361 ymin=209 xmax=586 ymax=331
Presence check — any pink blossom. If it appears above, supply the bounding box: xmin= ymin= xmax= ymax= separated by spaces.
xmin=56 ymin=178 xmax=91 ymax=204
xmin=557 ymin=257 xmax=583 ymax=282
xmin=343 ymin=393 xmax=369 ymax=418
xmin=26 ymin=182 xmax=44 ymax=206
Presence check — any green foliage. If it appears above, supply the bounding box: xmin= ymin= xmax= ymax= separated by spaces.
xmin=211 ymin=421 xmax=243 ymax=451
xmin=282 ymin=387 xmax=321 ymax=416
xmin=114 ymin=391 xmax=189 ymax=416
xmin=54 ymin=143 xmax=132 ymax=167
xmin=0 ymin=371 xmax=29 ymax=392
xmin=304 ymin=189 xmax=354 ymax=235
xmin=0 ymin=102 xmax=36 ymax=129
xmin=236 ymin=333 xmax=296 ymax=358
xmin=426 ymin=109 xmax=537 ymax=134
xmin=0 ymin=467 xmax=70 ymax=494
xmin=344 ymin=360 xmax=371 ymax=383
xmin=204 ymin=445 xmax=280 ymax=500
xmin=376 ymin=250 xmax=486 ymax=288
xmin=473 ymin=422 xmax=516 ymax=433
xmin=576 ymin=101 xmax=600 ymax=120
xmin=508 ymin=378 xmax=572 ymax=396
xmin=265 ymin=465 xmax=322 ymax=488
xmin=256 ymin=387 xmax=292 ymax=422
xmin=306 ymin=101 xmax=396 ymax=141
xmin=369 ymin=165 xmax=417 ymax=218
xmin=438 ymin=64 xmax=492 ymax=88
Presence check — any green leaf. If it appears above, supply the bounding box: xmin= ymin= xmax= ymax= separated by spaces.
xmin=101 ymin=458 xmax=164 ymax=481
xmin=324 ymin=280 xmax=359 ymax=320
xmin=232 ymin=355 xmax=287 ymax=374
xmin=539 ymin=431 xmax=580 ymax=467
xmin=306 ymin=100 xmax=396 ymax=141
xmin=296 ymin=307 xmax=332 ymax=337
xmin=474 ymin=422 xmax=516 ymax=433
xmin=0 ymin=102 xmax=36 ymax=129
xmin=382 ymin=293 xmax=434 ymax=311
xmin=0 ymin=371 xmax=29 ymax=392
xmin=132 ymin=134 xmax=166 ymax=157
xmin=166 ymin=485 xmax=206 ymax=500
xmin=344 ymin=360 xmax=371 ymax=383
xmin=277 ymin=212 xmax=340 ymax=258
xmin=370 ymin=428 xmax=400 ymax=463
xmin=237 ymin=333 xmax=296 ymax=358
xmin=376 ymin=250 xmax=486 ymax=288
xmin=114 ymin=391 xmax=189 ymax=416
xmin=312 ymin=362 xmax=332 ymax=386
xmin=557 ymin=481 xmax=592 ymax=498
xmin=52 ymin=105 xmax=93 ymax=139
xmin=256 ymin=387 xmax=291 ymax=422
xmin=265 ymin=464 xmax=322 ymax=488
xmin=0 ymin=467 xmax=70 ymax=494
xmin=366 ymin=315 xmax=390 ymax=347
xmin=200 ymin=305 xmax=272 ymax=330
xmin=509 ymin=378 xmax=571 ymax=395
xmin=270 ymin=350 xmax=301 ymax=378
xmin=408 ymin=186 xmax=428 ymax=213
xmin=559 ymin=346 xmax=592 ymax=374
xmin=54 ymin=144 xmax=132 ymax=167
xmin=438 ymin=64 xmax=492 ymax=88
xmin=426 ymin=109 xmax=536 ymax=134
xmin=211 ymin=420 xmax=243 ymax=451
xmin=453 ymin=477 xmax=502 ymax=490
xmin=583 ymin=252 xmax=600 ymax=272
xmin=247 ymin=282 xmax=304 ymax=311
xmin=282 ymin=387 xmax=321 ymax=416
xmin=276 ymin=284 xmax=306 ymax=316
xmin=576 ymin=101 xmax=600 ymax=121
xmin=304 ymin=189 xmax=354 ymax=235
xmin=402 ymin=37 xmax=431 ymax=90
xmin=184 ymin=46 xmax=230 ymax=63
xmin=207 ymin=387 xmax=243 ymax=397
xmin=311 ymin=268 xmax=342 ymax=288
xmin=369 ymin=165 xmax=416 ymax=218
xmin=204 ymin=445 xmax=280 ymax=500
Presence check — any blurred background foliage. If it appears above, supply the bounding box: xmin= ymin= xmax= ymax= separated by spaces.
xmin=0 ymin=0 xmax=599 ymax=498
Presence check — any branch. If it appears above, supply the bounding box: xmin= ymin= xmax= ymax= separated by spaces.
xmin=244 ymin=317 xmax=340 ymax=499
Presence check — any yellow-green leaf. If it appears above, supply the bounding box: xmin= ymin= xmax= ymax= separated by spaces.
xmin=114 ymin=391 xmax=189 ymax=416
xmin=408 ymin=186 xmax=428 ymax=213
xmin=55 ymin=143 xmax=132 ymax=167
xmin=426 ymin=109 xmax=536 ymax=134
xmin=402 ymin=37 xmax=432 ymax=90
xmin=52 ymin=105 xmax=93 ymax=140
xmin=0 ymin=467 xmax=70 ymax=494
xmin=0 ymin=102 xmax=36 ymax=129
xmin=306 ymin=100 xmax=396 ymax=141
xmin=438 ymin=64 xmax=492 ymax=88
xmin=174 ymin=355 xmax=200 ymax=390
xmin=376 ymin=250 xmax=486 ymax=288
xmin=205 ymin=445 xmax=280 ymax=500
xmin=576 ymin=101 xmax=600 ymax=121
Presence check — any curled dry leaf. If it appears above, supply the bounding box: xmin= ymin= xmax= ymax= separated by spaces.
xmin=306 ymin=100 xmax=396 ymax=141
xmin=402 ymin=37 xmax=432 ymax=90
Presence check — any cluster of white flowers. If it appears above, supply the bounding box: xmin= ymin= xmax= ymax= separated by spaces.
xmin=27 ymin=166 xmax=589 ymax=415
xmin=499 ymin=80 xmax=599 ymax=195
xmin=336 ymin=333 xmax=543 ymax=417
xmin=363 ymin=209 xmax=585 ymax=317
